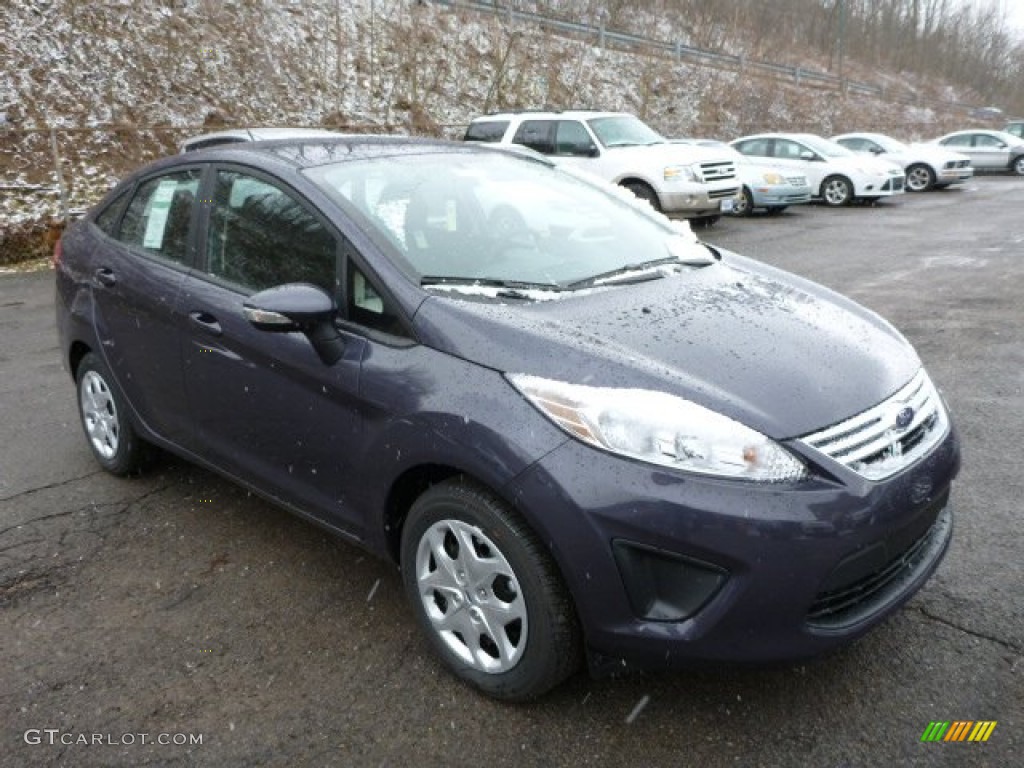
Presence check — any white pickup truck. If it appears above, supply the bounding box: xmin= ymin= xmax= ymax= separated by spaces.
xmin=464 ymin=111 xmax=741 ymax=221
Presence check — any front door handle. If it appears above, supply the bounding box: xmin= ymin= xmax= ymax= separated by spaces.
xmin=94 ymin=268 xmax=117 ymax=287
xmin=189 ymin=310 xmax=223 ymax=337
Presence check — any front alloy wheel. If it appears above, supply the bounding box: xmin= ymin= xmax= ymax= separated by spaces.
xmin=905 ymin=164 xmax=935 ymax=192
xmin=401 ymin=478 xmax=580 ymax=700
xmin=821 ymin=175 xmax=854 ymax=206
xmin=1013 ymin=155 xmax=1024 ymax=176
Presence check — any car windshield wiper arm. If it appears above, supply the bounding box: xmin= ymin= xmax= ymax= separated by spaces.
xmin=420 ymin=276 xmax=562 ymax=291
xmin=566 ymin=257 xmax=681 ymax=289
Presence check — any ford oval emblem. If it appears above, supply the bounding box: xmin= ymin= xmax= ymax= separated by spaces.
xmin=895 ymin=406 xmax=915 ymax=430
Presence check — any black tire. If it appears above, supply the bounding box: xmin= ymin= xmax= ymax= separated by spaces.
xmin=731 ymin=187 xmax=754 ymax=217
xmin=621 ymin=181 xmax=661 ymax=211
xmin=1012 ymin=155 xmax=1024 ymax=176
xmin=905 ymin=163 xmax=935 ymax=192
xmin=766 ymin=205 xmax=788 ymax=215
xmin=821 ymin=175 xmax=853 ymax=207
xmin=400 ymin=477 xmax=581 ymax=701
xmin=75 ymin=352 xmax=147 ymax=475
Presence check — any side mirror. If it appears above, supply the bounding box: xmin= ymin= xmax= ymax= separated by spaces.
xmin=870 ymin=147 xmax=884 ymax=155
xmin=586 ymin=145 xmax=600 ymax=158
xmin=799 ymin=150 xmax=817 ymax=161
xmin=243 ymin=283 xmax=344 ymax=364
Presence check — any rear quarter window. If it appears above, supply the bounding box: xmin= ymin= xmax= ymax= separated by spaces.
xmin=464 ymin=121 xmax=510 ymax=142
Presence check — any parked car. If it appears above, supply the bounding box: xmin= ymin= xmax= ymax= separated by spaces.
xmin=464 ymin=111 xmax=741 ymax=221
xmin=56 ymin=136 xmax=960 ymax=701
xmin=180 ymin=127 xmax=346 ymax=153
xmin=1005 ymin=121 xmax=1023 ymax=139
xmin=831 ymin=132 xmax=973 ymax=192
xmin=731 ymin=133 xmax=906 ymax=206
xmin=931 ymin=129 xmax=1024 ymax=175
xmin=675 ymin=139 xmax=812 ymax=215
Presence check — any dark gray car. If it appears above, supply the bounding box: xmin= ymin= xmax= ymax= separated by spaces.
xmin=55 ymin=137 xmax=960 ymax=700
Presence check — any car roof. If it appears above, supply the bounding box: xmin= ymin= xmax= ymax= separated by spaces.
xmin=470 ymin=110 xmax=627 ymax=122
xmin=180 ymin=127 xmax=348 ymax=152
xmin=133 ymin=135 xmax=551 ymax=181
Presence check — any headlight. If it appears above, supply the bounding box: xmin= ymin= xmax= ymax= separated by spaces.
xmin=761 ymin=172 xmax=784 ymax=184
xmin=664 ymin=165 xmax=700 ymax=182
xmin=508 ymin=375 xmax=808 ymax=482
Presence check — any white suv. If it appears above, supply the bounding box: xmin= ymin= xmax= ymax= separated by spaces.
xmin=464 ymin=111 xmax=741 ymax=220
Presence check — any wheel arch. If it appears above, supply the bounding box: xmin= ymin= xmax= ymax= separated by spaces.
xmin=68 ymin=340 xmax=92 ymax=381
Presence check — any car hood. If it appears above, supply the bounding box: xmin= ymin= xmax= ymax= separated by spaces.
xmin=412 ymin=253 xmax=919 ymax=439
xmin=607 ymin=142 xmax=730 ymax=165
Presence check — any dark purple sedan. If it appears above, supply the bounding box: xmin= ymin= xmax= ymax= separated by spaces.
xmin=55 ymin=137 xmax=960 ymax=700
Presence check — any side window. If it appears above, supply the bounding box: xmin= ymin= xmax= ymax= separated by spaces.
xmin=942 ymin=135 xmax=971 ymax=148
xmin=93 ymin=189 xmax=131 ymax=237
xmin=839 ymin=138 xmax=865 ymax=152
xmin=347 ymin=261 xmax=406 ymax=337
xmin=554 ymin=121 xmax=596 ymax=156
xmin=734 ymin=139 xmax=770 ymax=157
xmin=775 ymin=140 xmax=808 ymax=160
xmin=206 ymin=170 xmax=337 ymax=294
xmin=117 ymin=170 xmax=200 ymax=264
xmin=512 ymin=120 xmax=555 ymax=154
xmin=974 ymin=134 xmax=1002 ymax=148
xmin=464 ymin=121 xmax=510 ymax=142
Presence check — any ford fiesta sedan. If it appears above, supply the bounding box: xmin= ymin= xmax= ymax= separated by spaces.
xmin=56 ymin=137 xmax=960 ymax=701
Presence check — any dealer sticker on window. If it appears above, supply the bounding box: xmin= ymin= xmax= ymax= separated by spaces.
xmin=142 ymin=181 xmax=178 ymax=249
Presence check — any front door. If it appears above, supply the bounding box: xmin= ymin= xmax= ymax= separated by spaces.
xmin=181 ymin=167 xmax=367 ymax=532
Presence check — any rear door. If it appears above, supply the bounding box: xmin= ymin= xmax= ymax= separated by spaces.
xmin=89 ymin=167 xmax=200 ymax=445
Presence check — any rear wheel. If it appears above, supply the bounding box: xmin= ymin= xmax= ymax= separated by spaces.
xmin=1012 ymin=155 xmax=1024 ymax=176
xmin=621 ymin=181 xmax=661 ymax=211
xmin=400 ymin=478 xmax=581 ymax=701
xmin=905 ymin=163 xmax=935 ymax=192
xmin=76 ymin=352 xmax=147 ymax=475
xmin=821 ymin=175 xmax=853 ymax=207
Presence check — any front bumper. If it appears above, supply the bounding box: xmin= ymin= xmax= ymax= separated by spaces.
xmin=507 ymin=419 xmax=959 ymax=670
xmin=661 ymin=182 xmax=741 ymax=216
xmin=853 ymin=174 xmax=905 ymax=197
xmin=938 ymin=166 xmax=973 ymax=184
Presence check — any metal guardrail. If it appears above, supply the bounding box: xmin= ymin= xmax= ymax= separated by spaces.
xmin=436 ymin=0 xmax=979 ymax=112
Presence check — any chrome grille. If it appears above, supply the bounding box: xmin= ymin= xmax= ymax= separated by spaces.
xmin=699 ymin=161 xmax=736 ymax=181
xmin=798 ymin=369 xmax=948 ymax=480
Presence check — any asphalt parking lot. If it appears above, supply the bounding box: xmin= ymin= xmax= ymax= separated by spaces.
xmin=2 ymin=177 xmax=1021 ymax=767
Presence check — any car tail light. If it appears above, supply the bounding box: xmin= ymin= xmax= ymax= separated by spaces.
xmin=52 ymin=237 xmax=63 ymax=268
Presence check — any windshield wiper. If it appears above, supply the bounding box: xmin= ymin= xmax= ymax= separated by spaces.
xmin=421 ymin=276 xmax=561 ymax=290
xmin=565 ymin=257 xmax=681 ymax=289
xmin=420 ymin=276 xmax=564 ymax=300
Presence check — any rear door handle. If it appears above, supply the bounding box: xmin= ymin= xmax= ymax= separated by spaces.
xmin=189 ymin=310 xmax=223 ymax=337
xmin=94 ymin=268 xmax=117 ymax=287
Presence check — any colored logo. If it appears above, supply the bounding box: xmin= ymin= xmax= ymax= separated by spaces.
xmin=921 ymin=721 xmax=997 ymax=742
xmin=895 ymin=406 xmax=915 ymax=430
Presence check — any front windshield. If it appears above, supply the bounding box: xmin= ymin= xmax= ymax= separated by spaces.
xmin=587 ymin=116 xmax=664 ymax=148
xmin=798 ymin=135 xmax=854 ymax=158
xmin=304 ymin=151 xmax=707 ymax=290
xmin=875 ymin=135 xmax=908 ymax=152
